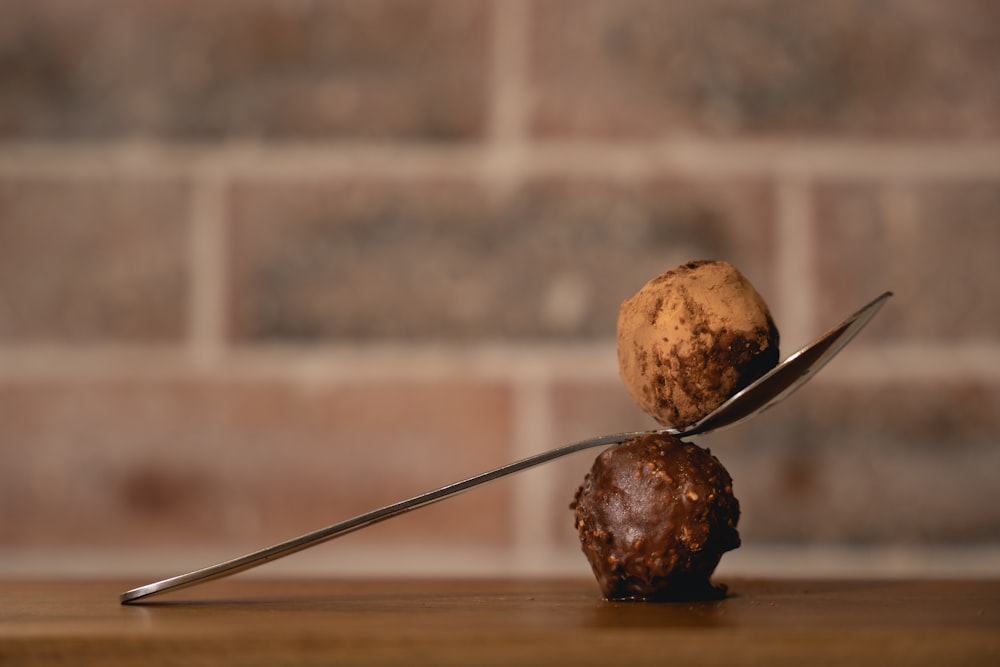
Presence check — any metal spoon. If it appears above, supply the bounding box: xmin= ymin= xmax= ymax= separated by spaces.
xmin=120 ymin=291 xmax=891 ymax=604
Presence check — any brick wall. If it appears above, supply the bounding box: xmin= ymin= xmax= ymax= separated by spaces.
xmin=2 ymin=0 xmax=999 ymax=580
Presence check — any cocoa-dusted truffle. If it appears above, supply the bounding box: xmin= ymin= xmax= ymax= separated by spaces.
xmin=617 ymin=260 xmax=779 ymax=428
xmin=571 ymin=433 xmax=740 ymax=601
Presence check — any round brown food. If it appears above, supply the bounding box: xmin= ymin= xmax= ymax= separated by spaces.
xmin=571 ymin=433 xmax=740 ymax=601
xmin=617 ymin=260 xmax=780 ymax=428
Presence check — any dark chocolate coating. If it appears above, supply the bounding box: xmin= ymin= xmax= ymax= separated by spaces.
xmin=571 ymin=433 xmax=740 ymax=601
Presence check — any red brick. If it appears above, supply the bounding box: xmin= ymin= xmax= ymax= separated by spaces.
xmin=0 ymin=0 xmax=489 ymax=140
xmin=699 ymin=381 xmax=1000 ymax=543
xmin=814 ymin=180 xmax=1000 ymax=342
xmin=531 ymin=0 xmax=1000 ymax=139
xmin=0 ymin=177 xmax=190 ymax=342
xmin=229 ymin=176 xmax=775 ymax=342
xmin=0 ymin=379 xmax=515 ymax=550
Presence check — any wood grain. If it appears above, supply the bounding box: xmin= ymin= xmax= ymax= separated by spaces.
xmin=2 ymin=578 xmax=998 ymax=666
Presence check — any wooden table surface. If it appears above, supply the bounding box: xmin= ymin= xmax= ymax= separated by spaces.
xmin=2 ymin=577 xmax=998 ymax=666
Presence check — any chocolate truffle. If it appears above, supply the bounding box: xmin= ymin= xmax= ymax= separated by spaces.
xmin=617 ymin=260 xmax=780 ymax=428
xmin=571 ymin=433 xmax=740 ymax=601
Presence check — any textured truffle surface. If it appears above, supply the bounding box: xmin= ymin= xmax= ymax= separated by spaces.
xmin=617 ymin=260 xmax=779 ymax=428
xmin=571 ymin=433 xmax=740 ymax=601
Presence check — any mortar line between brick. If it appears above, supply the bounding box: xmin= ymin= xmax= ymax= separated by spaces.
xmin=0 ymin=344 xmax=615 ymax=382
xmin=2 ymin=343 xmax=998 ymax=383
xmin=879 ymin=183 xmax=921 ymax=293
xmin=484 ymin=0 xmax=530 ymax=192
xmin=510 ymin=373 xmax=558 ymax=568
xmin=775 ymin=177 xmax=816 ymax=350
xmin=188 ymin=171 xmax=229 ymax=369
xmin=488 ymin=0 xmax=528 ymax=147
xmin=819 ymin=343 xmax=1000 ymax=383
xmin=4 ymin=141 xmax=1000 ymax=180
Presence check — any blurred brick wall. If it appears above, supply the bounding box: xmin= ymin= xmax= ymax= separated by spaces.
xmin=1 ymin=0 xmax=999 ymax=579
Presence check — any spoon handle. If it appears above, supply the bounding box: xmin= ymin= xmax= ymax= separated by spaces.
xmin=119 ymin=428 xmax=650 ymax=604
xmin=120 ymin=291 xmax=891 ymax=604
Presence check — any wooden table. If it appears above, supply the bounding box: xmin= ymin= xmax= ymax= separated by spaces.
xmin=2 ymin=578 xmax=998 ymax=665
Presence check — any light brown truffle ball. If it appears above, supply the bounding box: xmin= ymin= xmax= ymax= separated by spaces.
xmin=617 ymin=260 xmax=779 ymax=428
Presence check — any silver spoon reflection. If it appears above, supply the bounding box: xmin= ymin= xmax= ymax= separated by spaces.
xmin=120 ymin=291 xmax=891 ymax=604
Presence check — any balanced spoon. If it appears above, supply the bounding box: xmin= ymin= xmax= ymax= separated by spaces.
xmin=120 ymin=291 xmax=891 ymax=604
